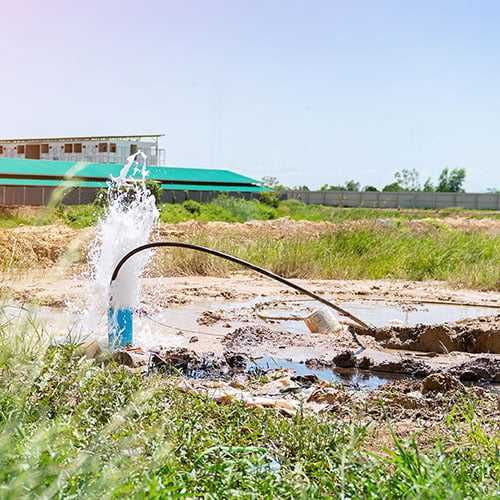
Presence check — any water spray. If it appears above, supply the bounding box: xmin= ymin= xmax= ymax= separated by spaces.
xmin=84 ymin=151 xmax=158 ymax=348
xmin=108 ymin=241 xmax=371 ymax=350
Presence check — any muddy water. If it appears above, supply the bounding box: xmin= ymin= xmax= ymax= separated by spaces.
xmin=2 ymin=297 xmax=498 ymax=389
xmin=250 ymin=299 xmax=498 ymax=331
xmin=3 ymin=297 xmax=497 ymax=343
xmin=249 ymin=356 xmax=405 ymax=390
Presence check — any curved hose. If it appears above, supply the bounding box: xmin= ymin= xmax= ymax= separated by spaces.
xmin=110 ymin=241 xmax=371 ymax=347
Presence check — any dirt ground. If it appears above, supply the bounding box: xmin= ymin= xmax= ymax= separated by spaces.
xmin=2 ymin=272 xmax=499 ymax=378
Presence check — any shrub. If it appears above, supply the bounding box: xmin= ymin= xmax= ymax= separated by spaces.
xmin=258 ymin=191 xmax=281 ymax=208
xmin=183 ymin=199 xmax=203 ymax=215
xmin=145 ymin=180 xmax=162 ymax=207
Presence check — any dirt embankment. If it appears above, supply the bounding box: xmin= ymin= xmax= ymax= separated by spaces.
xmin=365 ymin=315 xmax=500 ymax=354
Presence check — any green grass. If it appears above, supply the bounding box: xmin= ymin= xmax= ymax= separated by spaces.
xmin=0 ymin=321 xmax=498 ymax=498
xmin=156 ymin=223 xmax=500 ymax=290
xmin=1 ymin=197 xmax=499 ymax=228
xmin=0 ymin=323 xmax=499 ymax=499
xmin=1 ymin=198 xmax=498 ymax=289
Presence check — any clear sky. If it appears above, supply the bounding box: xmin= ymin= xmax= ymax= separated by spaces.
xmin=1 ymin=0 xmax=499 ymax=191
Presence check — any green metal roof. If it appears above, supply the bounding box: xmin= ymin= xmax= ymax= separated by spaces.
xmin=160 ymin=184 xmax=266 ymax=193
xmin=0 ymin=178 xmax=106 ymax=188
xmin=0 ymin=158 xmax=263 ymax=188
xmin=0 ymin=177 xmax=267 ymax=193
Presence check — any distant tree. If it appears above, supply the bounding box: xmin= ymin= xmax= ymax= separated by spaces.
xmin=319 ymin=180 xmax=360 ymax=191
xmin=382 ymin=182 xmax=403 ymax=192
xmin=293 ymin=185 xmax=310 ymax=191
xmin=436 ymin=167 xmax=466 ymax=192
xmin=363 ymin=185 xmax=378 ymax=192
xmin=262 ymin=176 xmax=286 ymax=194
xmin=422 ymin=178 xmax=435 ymax=192
xmin=486 ymin=187 xmax=499 ymax=193
xmin=320 ymin=184 xmax=346 ymax=191
xmin=394 ymin=168 xmax=421 ymax=191
xmin=344 ymin=180 xmax=360 ymax=192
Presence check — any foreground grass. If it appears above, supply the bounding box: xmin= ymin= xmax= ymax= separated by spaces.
xmin=0 ymin=323 xmax=498 ymax=498
xmin=155 ymin=223 xmax=500 ymax=290
xmin=1 ymin=197 xmax=499 ymax=229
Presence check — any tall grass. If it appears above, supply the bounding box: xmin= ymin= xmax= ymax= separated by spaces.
xmin=154 ymin=224 xmax=500 ymax=290
xmin=0 ymin=318 xmax=497 ymax=497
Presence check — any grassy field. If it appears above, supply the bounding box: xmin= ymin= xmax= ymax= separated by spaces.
xmin=1 ymin=196 xmax=499 ymax=229
xmin=1 ymin=198 xmax=498 ymax=290
xmin=0 ymin=326 xmax=498 ymax=498
xmin=155 ymin=224 xmax=500 ymax=290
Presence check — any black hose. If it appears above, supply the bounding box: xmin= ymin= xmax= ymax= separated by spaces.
xmin=110 ymin=241 xmax=371 ymax=347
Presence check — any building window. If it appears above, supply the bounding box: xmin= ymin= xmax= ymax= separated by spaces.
xmin=17 ymin=145 xmax=25 ymax=154
xmin=41 ymin=144 xmax=49 ymax=154
xmin=64 ymin=144 xmax=73 ymax=153
xmin=110 ymin=143 xmax=117 ymax=153
xmin=98 ymin=143 xmax=108 ymax=153
xmin=130 ymin=144 xmax=138 ymax=155
xmin=73 ymin=143 xmax=82 ymax=153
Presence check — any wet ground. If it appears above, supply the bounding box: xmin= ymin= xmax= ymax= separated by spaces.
xmin=1 ymin=274 xmax=498 ymax=387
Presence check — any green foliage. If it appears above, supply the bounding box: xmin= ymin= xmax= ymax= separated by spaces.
xmin=57 ymin=205 xmax=103 ymax=228
xmin=345 ymin=180 xmax=361 ymax=192
xmin=145 ymin=180 xmax=162 ymax=206
xmin=93 ymin=188 xmax=108 ymax=209
xmin=0 ymin=324 xmax=497 ymax=497
xmin=382 ymin=181 xmax=403 ymax=192
xmin=258 ymin=190 xmax=281 ymax=208
xmin=423 ymin=178 xmax=435 ymax=192
xmin=320 ymin=180 xmax=360 ymax=192
xmin=437 ymin=167 xmax=466 ymax=192
xmin=159 ymin=195 xmax=278 ymax=223
xmin=363 ymin=185 xmax=379 ymax=192
xmin=394 ymin=168 xmax=421 ymax=191
xmin=182 ymin=199 xmax=203 ymax=215
xmin=163 ymin=223 xmax=500 ymax=289
xmin=261 ymin=176 xmax=286 ymax=195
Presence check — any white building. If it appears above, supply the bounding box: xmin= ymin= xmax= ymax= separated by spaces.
xmin=0 ymin=134 xmax=165 ymax=165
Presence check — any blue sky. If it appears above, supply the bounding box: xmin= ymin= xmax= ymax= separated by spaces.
xmin=1 ymin=0 xmax=499 ymax=191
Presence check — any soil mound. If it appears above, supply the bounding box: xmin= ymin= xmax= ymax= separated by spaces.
xmin=368 ymin=314 xmax=500 ymax=354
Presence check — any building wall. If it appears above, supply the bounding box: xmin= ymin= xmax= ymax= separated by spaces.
xmin=0 ymin=186 xmax=258 ymax=206
xmin=0 ymin=139 xmax=161 ymax=165
xmin=286 ymin=190 xmax=500 ymax=210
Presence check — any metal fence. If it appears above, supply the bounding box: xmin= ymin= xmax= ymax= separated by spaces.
xmin=2 ymin=184 xmax=498 ymax=210
xmin=286 ymin=190 xmax=500 ymax=210
xmin=0 ymin=185 xmax=259 ymax=206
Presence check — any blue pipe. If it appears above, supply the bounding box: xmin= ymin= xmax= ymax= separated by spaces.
xmin=108 ymin=307 xmax=133 ymax=349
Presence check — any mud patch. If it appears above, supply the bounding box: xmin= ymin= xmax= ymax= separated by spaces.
xmin=366 ymin=314 xmax=500 ymax=354
xmin=449 ymin=357 xmax=500 ymax=382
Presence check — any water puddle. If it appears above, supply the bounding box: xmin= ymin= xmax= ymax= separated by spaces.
xmin=2 ymin=295 xmax=497 ymax=349
xmin=248 ymin=356 xmax=406 ymax=390
xmin=219 ymin=297 xmax=498 ymax=333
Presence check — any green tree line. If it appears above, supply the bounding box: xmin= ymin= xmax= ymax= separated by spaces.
xmin=263 ymin=167 xmax=475 ymax=193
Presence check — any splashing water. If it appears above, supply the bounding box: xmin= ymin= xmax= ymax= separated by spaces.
xmin=83 ymin=152 xmax=159 ymax=336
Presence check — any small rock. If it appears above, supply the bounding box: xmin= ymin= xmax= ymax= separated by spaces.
xmin=421 ymin=373 xmax=464 ymax=394
xmin=189 ymin=336 xmax=199 ymax=343
xmin=333 ymin=350 xmax=356 ymax=368
xmin=356 ymin=356 xmax=372 ymax=369
xmin=225 ymin=353 xmax=247 ymax=369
